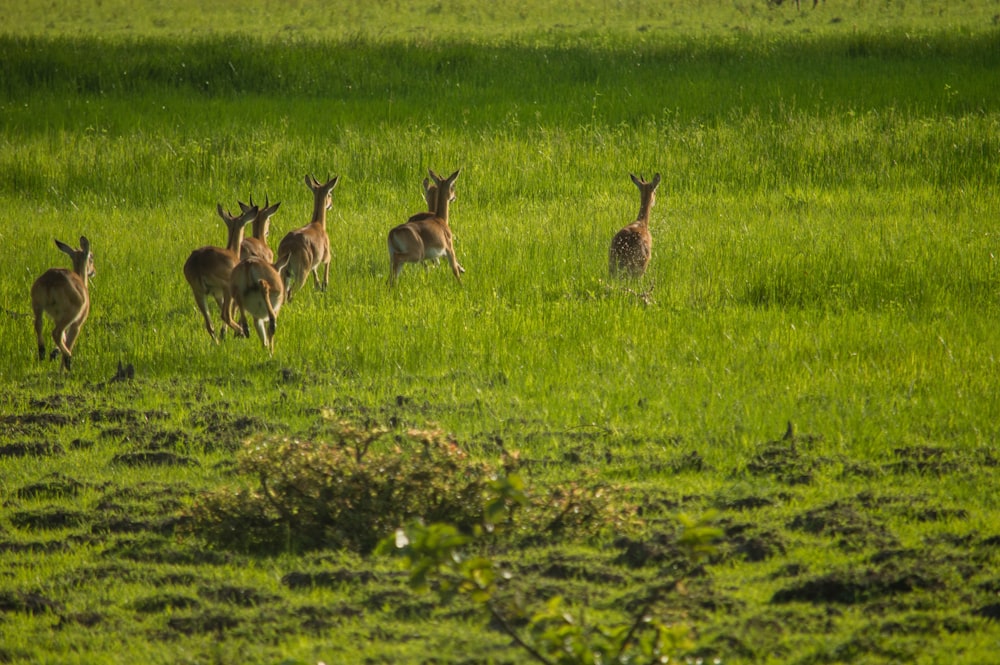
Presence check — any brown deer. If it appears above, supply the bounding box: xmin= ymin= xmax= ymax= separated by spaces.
xmin=609 ymin=173 xmax=660 ymax=279
xmin=276 ymin=175 xmax=339 ymax=301
xmin=230 ymin=255 xmax=289 ymax=355
xmin=183 ymin=203 xmax=258 ymax=342
xmin=406 ymin=175 xmax=462 ymax=273
xmin=387 ymin=169 xmax=463 ymax=286
xmin=239 ymin=195 xmax=281 ymax=263
xmin=30 ymin=236 xmax=95 ymax=371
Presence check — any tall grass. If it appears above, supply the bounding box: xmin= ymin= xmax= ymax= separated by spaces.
xmin=1 ymin=4 xmax=999 ymax=663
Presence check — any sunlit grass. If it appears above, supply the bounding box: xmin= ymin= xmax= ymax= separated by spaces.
xmin=1 ymin=2 xmax=999 ymax=663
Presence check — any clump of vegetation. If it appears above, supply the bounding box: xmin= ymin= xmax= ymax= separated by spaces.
xmin=185 ymin=420 xmax=504 ymax=554
xmin=186 ymin=418 xmax=643 ymax=556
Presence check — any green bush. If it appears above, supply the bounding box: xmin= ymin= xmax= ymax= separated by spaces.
xmin=185 ymin=422 xmax=500 ymax=554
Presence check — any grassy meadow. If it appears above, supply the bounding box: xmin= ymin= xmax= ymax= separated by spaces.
xmin=1 ymin=0 xmax=1000 ymax=663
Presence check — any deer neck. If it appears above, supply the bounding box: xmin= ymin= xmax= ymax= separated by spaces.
xmin=636 ymin=195 xmax=654 ymax=228
xmin=226 ymin=224 xmax=246 ymax=255
xmin=311 ymin=195 xmax=329 ymax=227
xmin=434 ymin=187 xmax=451 ymax=223
xmin=252 ymin=215 xmax=266 ymax=240
xmin=74 ymin=261 xmax=90 ymax=289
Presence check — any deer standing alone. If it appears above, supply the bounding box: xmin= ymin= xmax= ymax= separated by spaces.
xmin=609 ymin=173 xmax=661 ymax=279
xmin=183 ymin=203 xmax=258 ymax=342
xmin=239 ymin=195 xmax=281 ymax=263
xmin=230 ymin=255 xmax=288 ymax=355
xmin=30 ymin=236 xmax=95 ymax=371
xmin=277 ymin=175 xmax=338 ymax=302
xmin=387 ymin=169 xmax=463 ymax=286
xmin=406 ymin=175 xmax=462 ymax=272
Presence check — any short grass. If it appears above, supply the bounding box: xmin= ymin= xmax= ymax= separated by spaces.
xmin=1 ymin=1 xmax=999 ymax=663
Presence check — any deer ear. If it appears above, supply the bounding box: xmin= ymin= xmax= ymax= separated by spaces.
xmin=630 ymin=173 xmax=643 ymax=187
xmin=217 ymin=203 xmax=228 ymax=220
xmin=55 ymin=239 xmax=73 ymax=256
xmin=651 ymin=173 xmax=662 ymax=187
xmin=448 ymin=169 xmax=461 ymax=182
xmin=79 ymin=236 xmax=90 ymax=253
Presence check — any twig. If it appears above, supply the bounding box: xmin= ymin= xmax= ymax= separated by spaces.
xmin=487 ymin=602 xmax=556 ymax=665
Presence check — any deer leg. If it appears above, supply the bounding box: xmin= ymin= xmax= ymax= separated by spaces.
xmin=446 ymin=247 xmax=463 ymax=283
xmin=51 ymin=320 xmax=73 ymax=370
xmin=33 ymin=307 xmax=46 ymax=361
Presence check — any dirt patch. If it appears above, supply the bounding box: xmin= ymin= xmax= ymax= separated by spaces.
xmin=613 ymin=532 xmax=695 ymax=571
xmin=0 ymin=442 xmax=65 ymax=458
xmin=281 ymin=570 xmax=379 ymax=589
xmin=787 ymin=500 xmax=898 ymax=551
xmin=102 ymin=533 xmax=229 ymax=566
xmin=771 ymin=560 xmax=945 ymax=605
xmin=0 ymin=539 xmax=72 ymax=555
xmin=888 ymin=445 xmax=964 ymax=475
xmin=199 ymin=585 xmax=279 ymax=607
xmin=294 ymin=604 xmax=364 ymax=632
xmin=0 ymin=413 xmax=71 ymax=428
xmin=744 ymin=430 xmax=826 ymax=485
xmin=10 ymin=507 xmax=89 ymax=531
xmin=529 ymin=554 xmax=626 ymax=585
xmin=166 ymin=611 xmax=241 ymax=635
xmin=91 ymin=515 xmax=177 ymax=536
xmin=131 ymin=593 xmax=201 ymax=613
xmin=187 ymin=407 xmax=271 ymax=452
xmin=974 ymin=604 xmax=1000 ymax=620
xmin=886 ymin=444 xmax=998 ymax=476
xmin=722 ymin=523 xmax=787 ymax=563
xmin=17 ymin=473 xmax=86 ymax=499
xmin=0 ymin=591 xmax=64 ymax=615
xmin=110 ymin=451 xmax=198 ymax=467
xmin=89 ymin=408 xmax=169 ymax=425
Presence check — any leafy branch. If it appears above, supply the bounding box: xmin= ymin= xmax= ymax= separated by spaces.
xmin=380 ymin=475 xmax=722 ymax=665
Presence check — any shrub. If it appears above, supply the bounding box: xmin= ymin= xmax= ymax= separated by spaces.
xmin=185 ymin=422 xmax=500 ymax=554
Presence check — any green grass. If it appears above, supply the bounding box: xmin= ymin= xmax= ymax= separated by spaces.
xmin=1 ymin=1 xmax=1000 ymax=663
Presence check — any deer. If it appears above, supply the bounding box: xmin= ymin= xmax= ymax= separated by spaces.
xmin=276 ymin=174 xmax=339 ymax=302
xmin=414 ymin=175 xmax=462 ymax=272
xmin=30 ymin=236 xmax=95 ymax=371
xmin=183 ymin=203 xmax=258 ymax=343
xmin=609 ymin=173 xmax=661 ymax=279
xmin=239 ymin=195 xmax=281 ymax=263
xmin=387 ymin=169 xmax=463 ymax=287
xmin=229 ymin=255 xmax=289 ymax=355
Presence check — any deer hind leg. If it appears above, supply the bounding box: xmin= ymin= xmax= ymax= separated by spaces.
xmin=253 ymin=318 xmax=269 ymax=351
xmin=220 ymin=293 xmax=245 ymax=337
xmin=320 ymin=257 xmax=331 ymax=291
xmin=33 ymin=305 xmax=46 ymax=360
xmin=50 ymin=318 xmax=74 ymax=370
xmin=191 ymin=289 xmax=219 ymax=343
xmin=63 ymin=315 xmax=85 ymax=357
xmin=233 ymin=296 xmax=250 ymax=338
xmin=446 ymin=246 xmax=463 ymax=283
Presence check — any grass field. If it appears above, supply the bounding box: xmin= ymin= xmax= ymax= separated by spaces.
xmin=1 ymin=1 xmax=999 ymax=663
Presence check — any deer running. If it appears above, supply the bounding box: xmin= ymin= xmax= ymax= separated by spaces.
xmin=30 ymin=236 xmax=95 ymax=371
xmin=387 ymin=169 xmax=463 ymax=286
xmin=277 ymin=175 xmax=338 ymax=301
xmin=239 ymin=195 xmax=281 ymax=263
xmin=183 ymin=203 xmax=258 ymax=342
xmin=609 ymin=173 xmax=661 ymax=279
xmin=230 ymin=255 xmax=289 ymax=355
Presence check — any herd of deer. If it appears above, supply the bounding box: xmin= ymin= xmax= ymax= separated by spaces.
xmin=29 ymin=169 xmax=661 ymax=370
